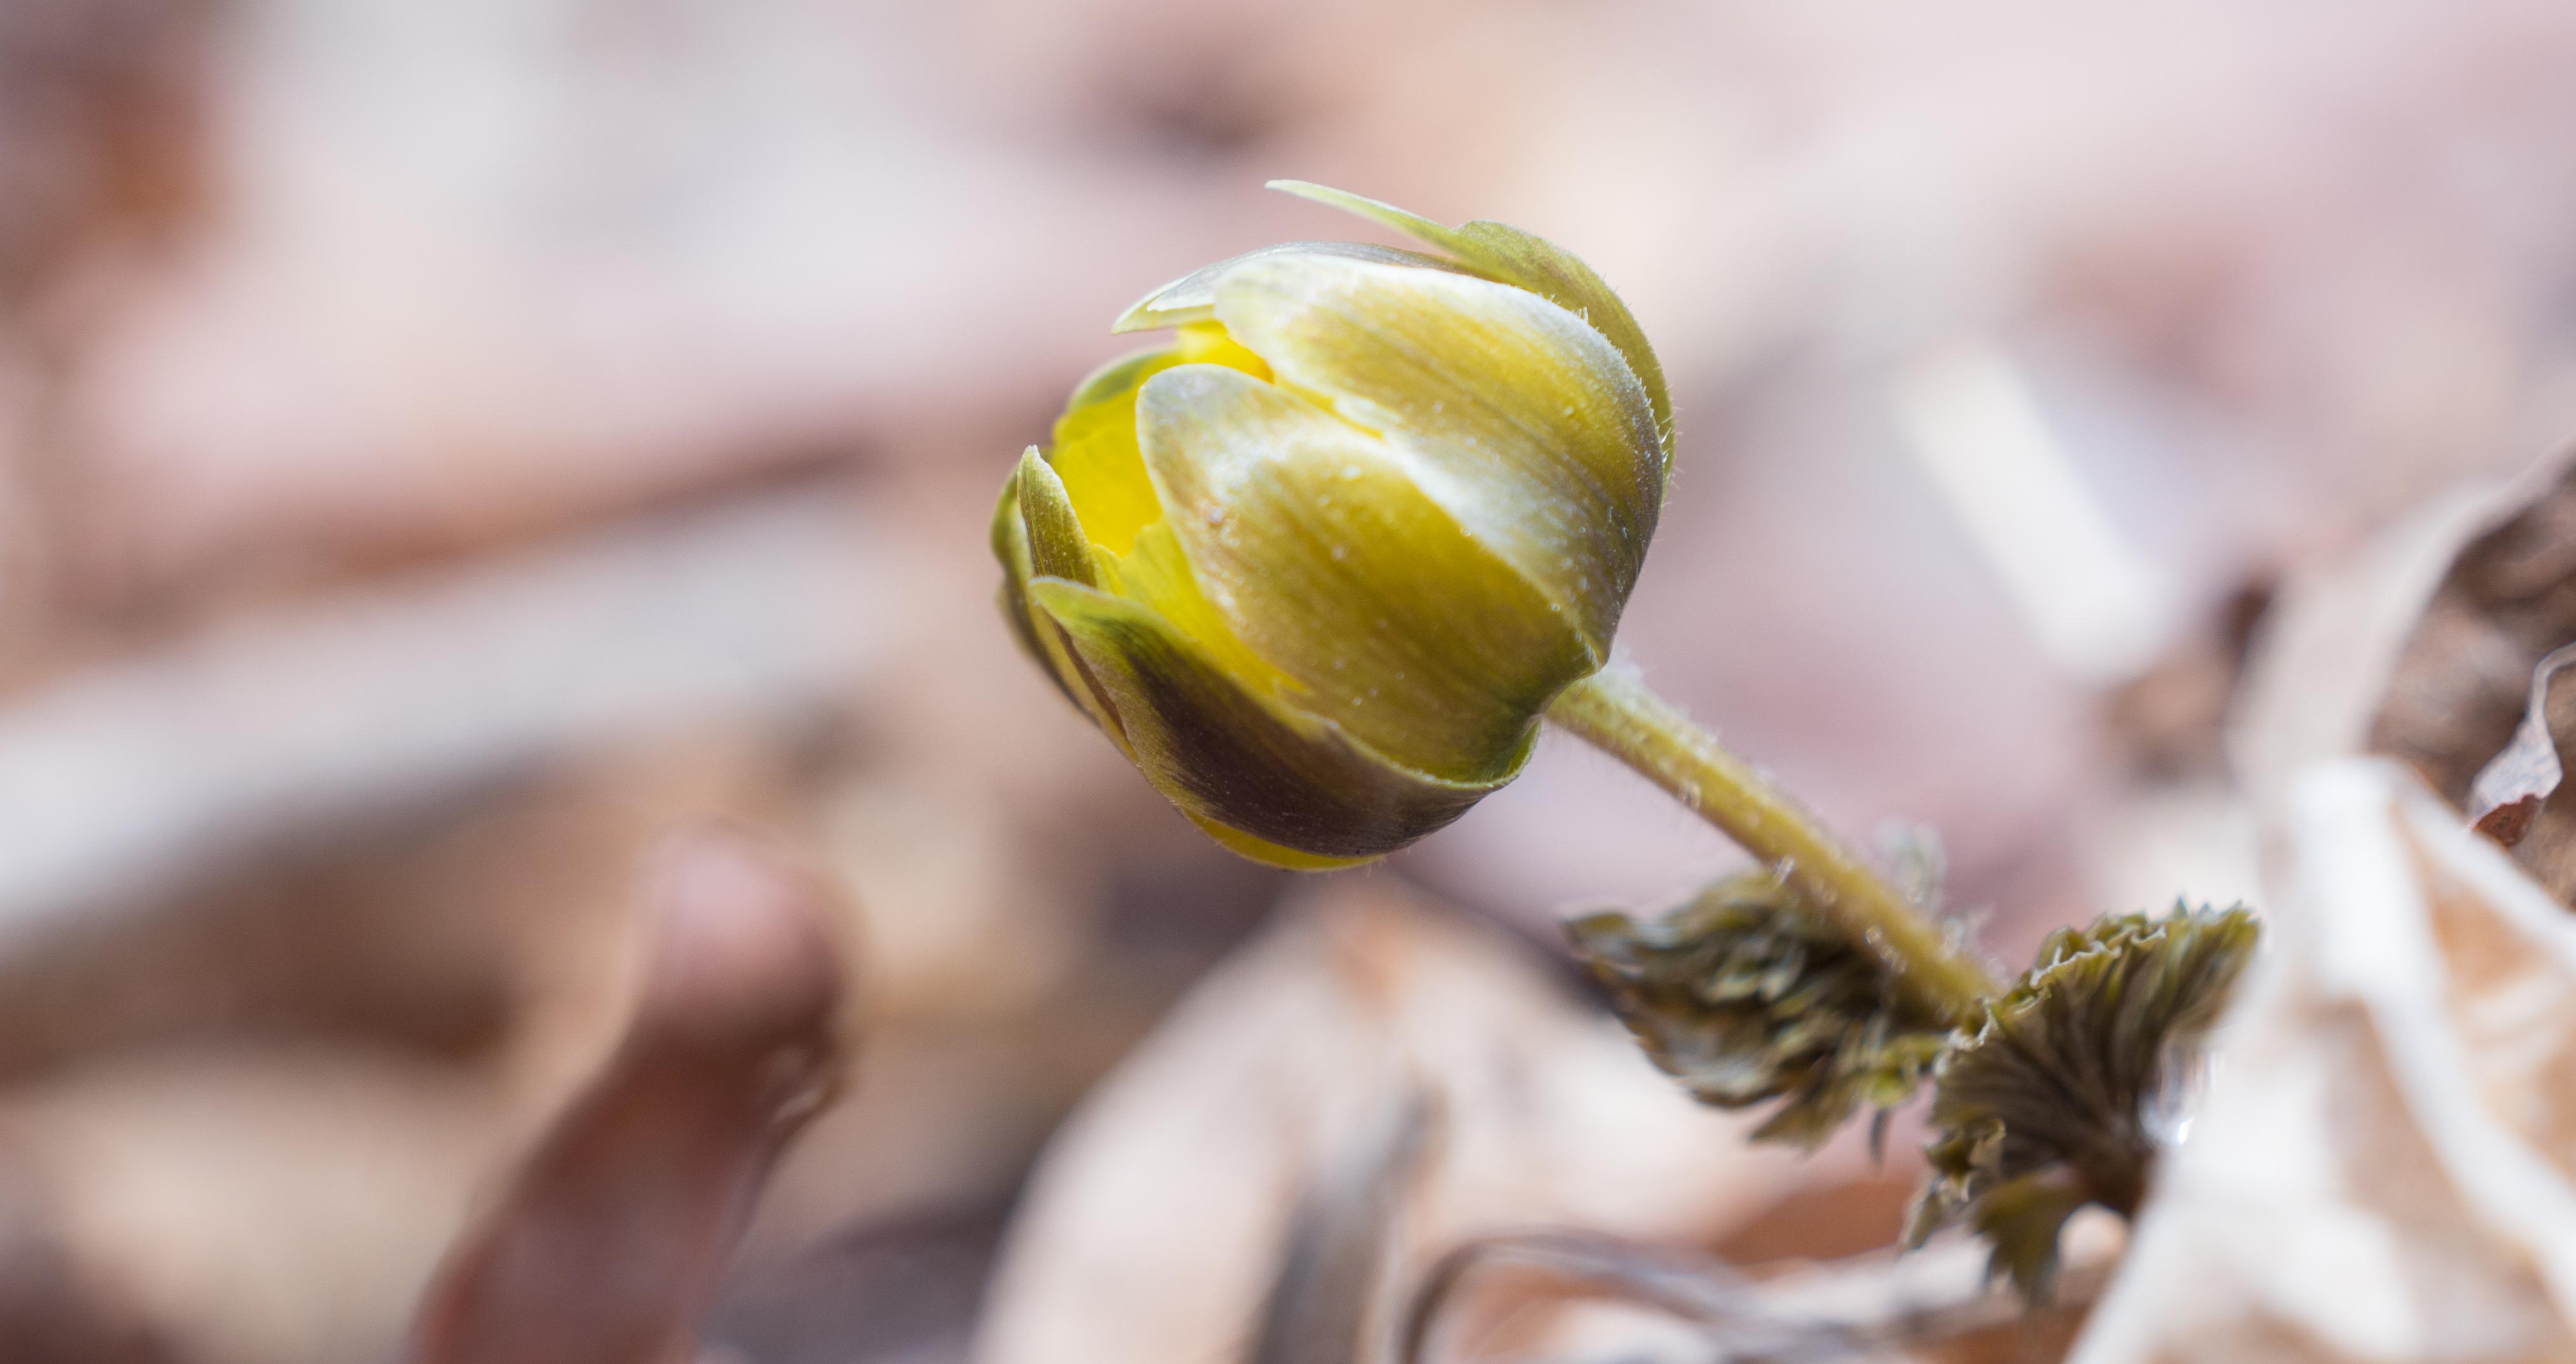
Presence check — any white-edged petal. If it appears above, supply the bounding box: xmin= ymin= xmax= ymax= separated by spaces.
xmin=1137 ymin=363 xmax=1593 ymax=780
xmin=1114 ymin=241 xmax=1459 ymax=334
xmin=1212 ymin=255 xmax=1662 ymax=655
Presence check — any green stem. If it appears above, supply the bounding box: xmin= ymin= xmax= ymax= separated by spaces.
xmin=1546 ymin=667 xmax=1999 ymax=1023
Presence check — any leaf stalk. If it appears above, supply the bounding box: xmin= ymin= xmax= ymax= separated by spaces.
xmin=1547 ymin=667 xmax=1999 ymax=1024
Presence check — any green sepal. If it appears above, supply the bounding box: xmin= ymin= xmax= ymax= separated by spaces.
xmin=991 ymin=465 xmax=1082 ymax=712
xmin=993 ymin=452 xmax=1125 ymax=731
xmin=1013 ymin=446 xmax=1098 ymax=586
xmin=1025 ymin=577 xmax=1520 ymax=865
xmin=1136 ymin=363 xmax=1594 ymax=781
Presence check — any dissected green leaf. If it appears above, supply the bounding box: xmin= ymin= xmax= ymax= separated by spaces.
xmin=1569 ymin=871 xmax=1955 ymax=1150
xmin=1907 ymin=903 xmax=2259 ymax=1302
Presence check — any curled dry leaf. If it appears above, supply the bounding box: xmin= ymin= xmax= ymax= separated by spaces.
xmin=1404 ymin=1225 xmax=2117 ymax=1364
xmin=976 ymin=876 xmax=1838 ymax=1364
xmin=2071 ymin=761 xmax=2576 ymax=1361
xmin=1400 ymin=1227 xmax=1756 ymax=1364
xmin=2239 ymin=447 xmax=2576 ymax=896
xmin=2460 ymin=635 xmax=2576 ymax=907
xmin=2089 ymin=446 xmax=2576 ymax=1361
xmin=2465 ymin=642 xmax=2576 ymax=848
xmin=1248 ymin=1093 xmax=1433 ymax=1364
xmin=2368 ymin=456 xmax=2576 ymax=806
xmin=2234 ymin=452 xmax=2570 ymax=818
xmin=406 ymin=827 xmax=847 ymax=1364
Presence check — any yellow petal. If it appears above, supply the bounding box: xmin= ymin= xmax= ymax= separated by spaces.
xmin=1047 ymin=327 xmax=1270 ymax=557
xmin=1136 ymin=363 xmax=1592 ymax=781
xmin=1212 ymin=254 xmax=1661 ymax=658
xmin=1048 ymin=348 xmax=1179 ymax=557
xmin=1027 ymin=577 xmax=1513 ymax=865
xmin=1094 ymin=518 xmax=1295 ymax=706
xmin=1170 ymin=318 xmax=1273 ymax=380
xmin=1269 ymin=180 xmax=1675 ymax=452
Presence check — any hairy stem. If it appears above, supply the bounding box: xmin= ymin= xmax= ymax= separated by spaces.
xmin=1546 ymin=667 xmax=1998 ymax=1023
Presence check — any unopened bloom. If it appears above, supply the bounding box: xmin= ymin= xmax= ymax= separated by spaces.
xmin=994 ymin=182 xmax=1673 ymax=868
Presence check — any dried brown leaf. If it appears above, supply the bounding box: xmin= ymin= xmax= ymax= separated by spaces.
xmin=2072 ymin=762 xmax=2576 ymax=1361
xmin=976 ymin=879 xmax=1824 ymax=1364
xmin=1249 ymin=1093 xmax=1432 ymax=1364
xmin=2365 ymin=456 xmax=2576 ymax=806
xmin=406 ymin=828 xmax=847 ymax=1364
xmin=2241 ymin=450 xmax=2576 ymax=900
xmin=2465 ymin=642 xmax=2576 ymax=846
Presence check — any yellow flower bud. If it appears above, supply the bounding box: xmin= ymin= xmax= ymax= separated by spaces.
xmin=994 ymin=182 xmax=1674 ymax=868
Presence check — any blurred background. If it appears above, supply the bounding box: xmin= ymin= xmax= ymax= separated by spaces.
xmin=3 ymin=0 xmax=2576 ymax=1359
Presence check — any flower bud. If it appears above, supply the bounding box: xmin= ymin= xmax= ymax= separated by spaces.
xmin=994 ymin=182 xmax=1673 ymax=868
